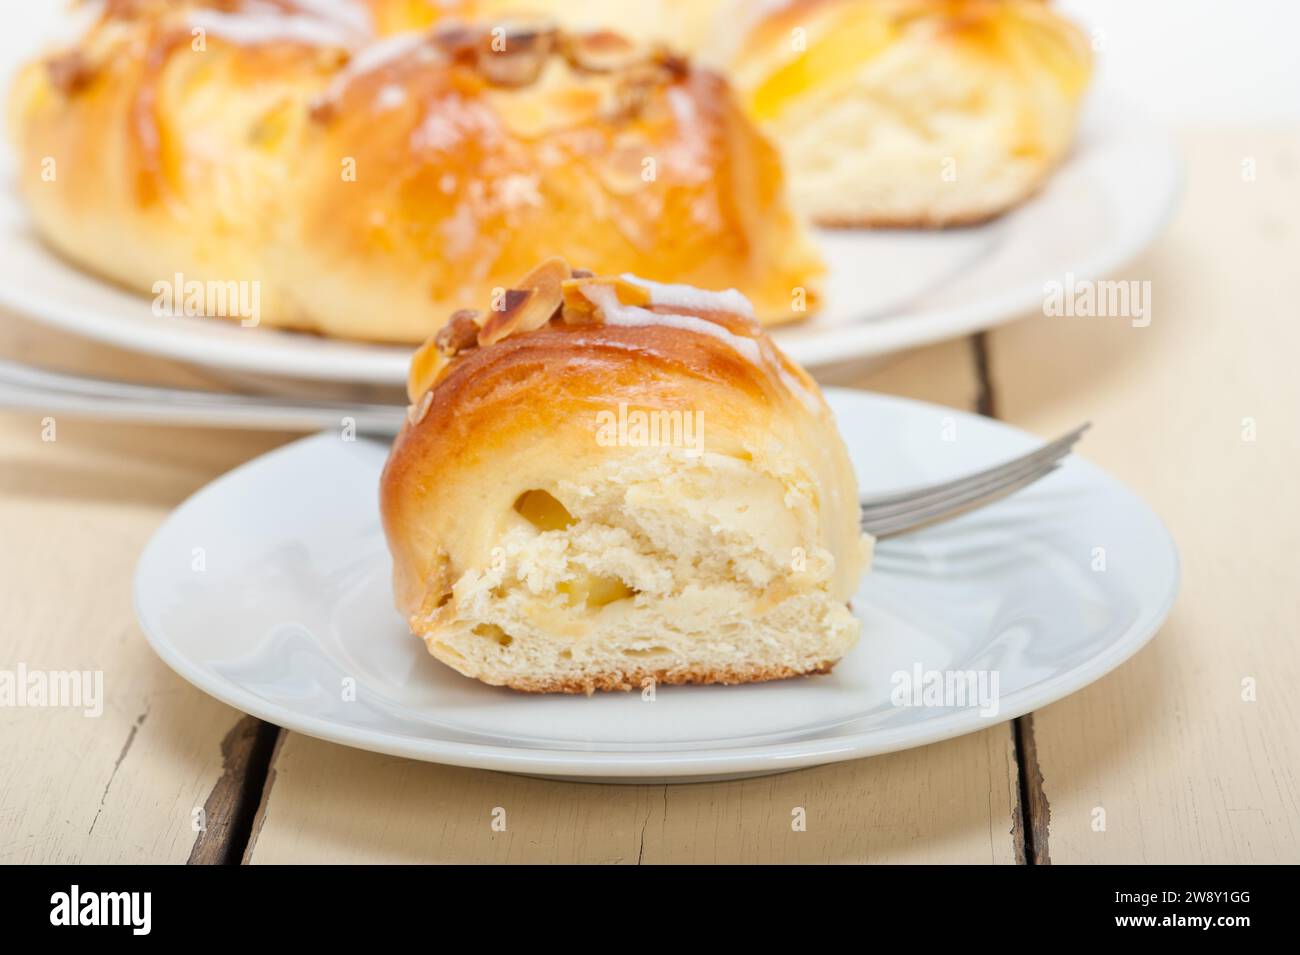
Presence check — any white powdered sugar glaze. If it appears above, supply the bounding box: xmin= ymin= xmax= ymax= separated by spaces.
xmin=336 ymin=30 xmax=426 ymax=77
xmin=620 ymin=275 xmax=756 ymax=322
xmin=187 ymin=9 xmax=364 ymax=50
xmin=771 ymin=356 xmax=822 ymax=414
xmin=581 ymin=284 xmax=763 ymax=366
xmin=317 ymin=31 xmax=429 ymax=104
xmin=374 ymin=84 xmax=408 ymax=110
xmin=586 ymin=278 xmax=825 ymax=415
xmin=662 ymin=87 xmax=713 ymax=183
xmin=286 ymin=0 xmax=374 ymax=37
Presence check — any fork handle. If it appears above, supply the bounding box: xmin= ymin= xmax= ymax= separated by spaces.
xmin=0 ymin=359 xmax=405 ymax=434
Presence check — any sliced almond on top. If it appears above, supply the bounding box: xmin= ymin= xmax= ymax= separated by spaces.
xmin=431 ymin=23 xmax=480 ymax=59
xmin=474 ymin=22 xmax=556 ymax=87
xmin=46 ymin=50 xmax=96 ymax=95
xmin=476 ymin=257 xmax=569 ymax=345
xmin=651 ymin=46 xmax=690 ymax=79
xmin=475 ymin=257 xmax=566 ymax=343
xmin=435 ymin=309 xmax=481 ymax=355
xmin=406 ymin=389 xmax=434 ymax=426
xmin=560 ymin=30 xmax=644 ymax=73
xmin=478 ymin=289 xmax=534 ymax=346
xmin=406 ymin=308 xmax=484 ymax=402
xmin=407 ymin=335 xmax=447 ymax=405
xmin=517 ymin=256 xmax=572 ymax=298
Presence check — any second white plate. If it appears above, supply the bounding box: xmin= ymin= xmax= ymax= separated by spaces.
xmin=0 ymin=93 xmax=1179 ymax=385
xmin=133 ymin=389 xmax=1179 ymax=782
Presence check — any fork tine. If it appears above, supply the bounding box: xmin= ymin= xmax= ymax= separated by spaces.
xmin=866 ymin=463 xmax=1062 ymax=538
xmin=859 ymin=423 xmax=1089 ymax=509
xmin=859 ymin=423 xmax=1088 ymax=521
xmin=860 ymin=445 xmax=1070 ymax=523
xmin=864 ymin=457 xmax=1062 ymax=532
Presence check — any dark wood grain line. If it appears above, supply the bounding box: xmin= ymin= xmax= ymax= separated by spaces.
xmin=240 ymin=726 xmax=288 ymax=864
xmin=1008 ymin=735 xmax=1028 ymax=866
xmin=88 ymin=704 xmax=149 ymax=837
xmin=969 ymin=330 xmax=1050 ymax=865
xmin=187 ymin=716 xmax=281 ymax=865
xmin=1013 ymin=715 xmax=1052 ymax=864
xmin=970 ymin=331 xmax=998 ymax=418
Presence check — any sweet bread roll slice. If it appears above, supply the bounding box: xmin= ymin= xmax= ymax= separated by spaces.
xmin=7 ymin=1 xmax=823 ymax=341
xmin=722 ymin=0 xmax=1093 ymax=227
xmin=381 ymin=258 xmax=871 ymax=693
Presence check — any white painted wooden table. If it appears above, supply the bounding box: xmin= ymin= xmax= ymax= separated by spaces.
xmin=1 ymin=128 xmax=1296 ymax=864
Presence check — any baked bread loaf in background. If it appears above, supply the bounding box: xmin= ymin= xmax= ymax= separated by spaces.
xmin=721 ymin=0 xmax=1093 ymax=227
xmin=6 ymin=0 xmax=823 ymax=342
xmin=415 ymin=0 xmax=1093 ymax=227
xmin=380 ymin=258 xmax=870 ymax=693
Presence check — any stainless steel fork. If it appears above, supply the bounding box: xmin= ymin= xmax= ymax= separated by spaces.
xmin=860 ymin=424 xmax=1089 ymax=537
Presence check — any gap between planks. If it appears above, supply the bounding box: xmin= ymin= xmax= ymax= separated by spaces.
xmin=970 ymin=330 xmax=1051 ymax=865
xmin=187 ymin=716 xmax=281 ymax=865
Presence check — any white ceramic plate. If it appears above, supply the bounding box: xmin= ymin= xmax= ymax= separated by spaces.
xmin=134 ymin=389 xmax=1179 ymax=781
xmin=0 ymin=91 xmax=1178 ymax=384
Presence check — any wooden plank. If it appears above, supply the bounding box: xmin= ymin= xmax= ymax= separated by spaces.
xmin=834 ymin=336 xmax=992 ymax=411
xmin=246 ymin=338 xmax=1025 ymax=864
xmin=0 ymin=313 xmax=290 ymax=863
xmin=245 ymin=726 xmax=1019 ymax=864
xmin=984 ymin=128 xmax=1300 ymax=863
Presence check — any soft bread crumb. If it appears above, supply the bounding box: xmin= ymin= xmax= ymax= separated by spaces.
xmin=750 ymin=26 xmax=1084 ymax=227
xmin=412 ymin=449 xmax=865 ymax=693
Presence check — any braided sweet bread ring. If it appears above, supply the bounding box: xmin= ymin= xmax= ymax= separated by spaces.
xmin=8 ymin=1 xmax=824 ymax=342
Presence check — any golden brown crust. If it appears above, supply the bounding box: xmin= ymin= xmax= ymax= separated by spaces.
xmin=429 ymin=1 xmax=1090 ymax=228
xmin=378 ymin=257 xmax=855 ymax=622
xmin=500 ymin=659 xmax=837 ymax=694
xmin=378 ymin=260 xmax=867 ymax=694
